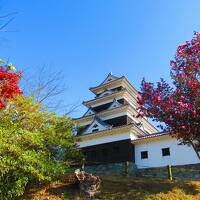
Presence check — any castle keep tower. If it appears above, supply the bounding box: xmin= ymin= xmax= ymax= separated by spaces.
xmin=74 ymin=73 xmax=157 ymax=164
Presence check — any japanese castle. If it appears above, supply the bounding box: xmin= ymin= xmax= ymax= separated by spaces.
xmin=75 ymin=73 xmax=199 ymax=168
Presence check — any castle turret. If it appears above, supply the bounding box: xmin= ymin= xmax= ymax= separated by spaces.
xmin=74 ymin=73 xmax=157 ymax=164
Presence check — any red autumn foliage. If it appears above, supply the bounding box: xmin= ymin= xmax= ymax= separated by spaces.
xmin=0 ymin=66 xmax=22 ymax=109
xmin=137 ymin=32 xmax=200 ymax=158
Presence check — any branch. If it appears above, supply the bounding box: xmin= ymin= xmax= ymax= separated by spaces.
xmin=189 ymin=140 xmax=200 ymax=159
xmin=0 ymin=12 xmax=18 ymax=32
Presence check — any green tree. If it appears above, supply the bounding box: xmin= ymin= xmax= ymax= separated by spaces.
xmin=0 ymin=95 xmax=82 ymax=199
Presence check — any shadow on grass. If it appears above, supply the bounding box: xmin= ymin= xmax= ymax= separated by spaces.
xmin=22 ymin=176 xmax=200 ymax=200
xmin=47 ymin=183 xmax=80 ymax=198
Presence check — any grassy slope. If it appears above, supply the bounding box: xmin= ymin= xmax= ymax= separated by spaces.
xmin=23 ymin=176 xmax=200 ymax=200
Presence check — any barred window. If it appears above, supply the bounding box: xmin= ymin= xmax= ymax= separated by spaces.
xmin=141 ymin=151 xmax=148 ymax=159
xmin=162 ymin=148 xmax=170 ymax=156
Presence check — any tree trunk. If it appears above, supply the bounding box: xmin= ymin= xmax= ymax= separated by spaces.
xmin=189 ymin=140 xmax=200 ymax=159
xmin=75 ymin=169 xmax=101 ymax=199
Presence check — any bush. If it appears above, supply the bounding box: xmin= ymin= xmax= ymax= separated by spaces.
xmin=0 ymin=96 xmax=83 ymax=199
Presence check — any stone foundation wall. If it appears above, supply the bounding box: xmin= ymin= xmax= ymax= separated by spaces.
xmin=83 ymin=162 xmax=137 ymax=176
xmin=74 ymin=162 xmax=200 ymax=180
xmin=136 ymin=164 xmax=200 ymax=180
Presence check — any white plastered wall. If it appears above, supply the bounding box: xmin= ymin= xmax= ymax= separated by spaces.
xmin=135 ymin=136 xmax=200 ymax=169
xmin=77 ymin=132 xmax=137 ymax=148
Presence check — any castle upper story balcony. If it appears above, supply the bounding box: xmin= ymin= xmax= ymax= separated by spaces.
xmin=89 ymin=74 xmax=138 ymax=98
xmin=75 ymin=123 xmax=147 ymax=148
xmin=83 ymin=88 xmax=138 ymax=108
xmin=74 ymin=104 xmax=158 ymax=134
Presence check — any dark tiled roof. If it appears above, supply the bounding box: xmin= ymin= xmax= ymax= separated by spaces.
xmin=83 ymin=107 xmax=96 ymax=117
xmin=76 ymin=123 xmax=134 ymax=137
xmin=83 ymin=88 xmax=126 ymax=105
xmin=99 ymin=72 xmax=119 ymax=86
xmin=134 ymin=132 xmax=170 ymax=141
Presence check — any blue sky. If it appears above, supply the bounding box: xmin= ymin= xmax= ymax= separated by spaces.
xmin=1 ymin=0 xmax=200 ymax=118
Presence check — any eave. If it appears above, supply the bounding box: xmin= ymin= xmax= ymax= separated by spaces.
xmin=74 ymin=104 xmax=130 ymax=125
xmin=90 ymin=76 xmax=124 ymax=94
xmin=90 ymin=76 xmax=139 ymax=97
xmin=75 ymin=124 xmax=146 ymax=141
xmin=83 ymin=89 xmax=127 ymax=107
xmin=74 ymin=104 xmax=158 ymax=133
xmin=131 ymin=132 xmax=170 ymax=144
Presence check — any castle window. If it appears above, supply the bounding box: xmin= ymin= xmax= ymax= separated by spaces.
xmin=92 ymin=128 xmax=99 ymax=132
xmin=162 ymin=148 xmax=170 ymax=156
xmin=141 ymin=151 xmax=148 ymax=159
xmin=103 ymin=92 xmax=110 ymax=96
xmin=93 ymin=124 xmax=98 ymax=128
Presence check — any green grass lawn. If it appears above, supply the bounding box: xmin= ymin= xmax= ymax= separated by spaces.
xmin=23 ymin=176 xmax=200 ymax=200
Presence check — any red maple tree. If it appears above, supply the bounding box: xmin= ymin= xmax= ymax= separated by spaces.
xmin=137 ymin=32 xmax=200 ymax=159
xmin=0 ymin=64 xmax=22 ymax=109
